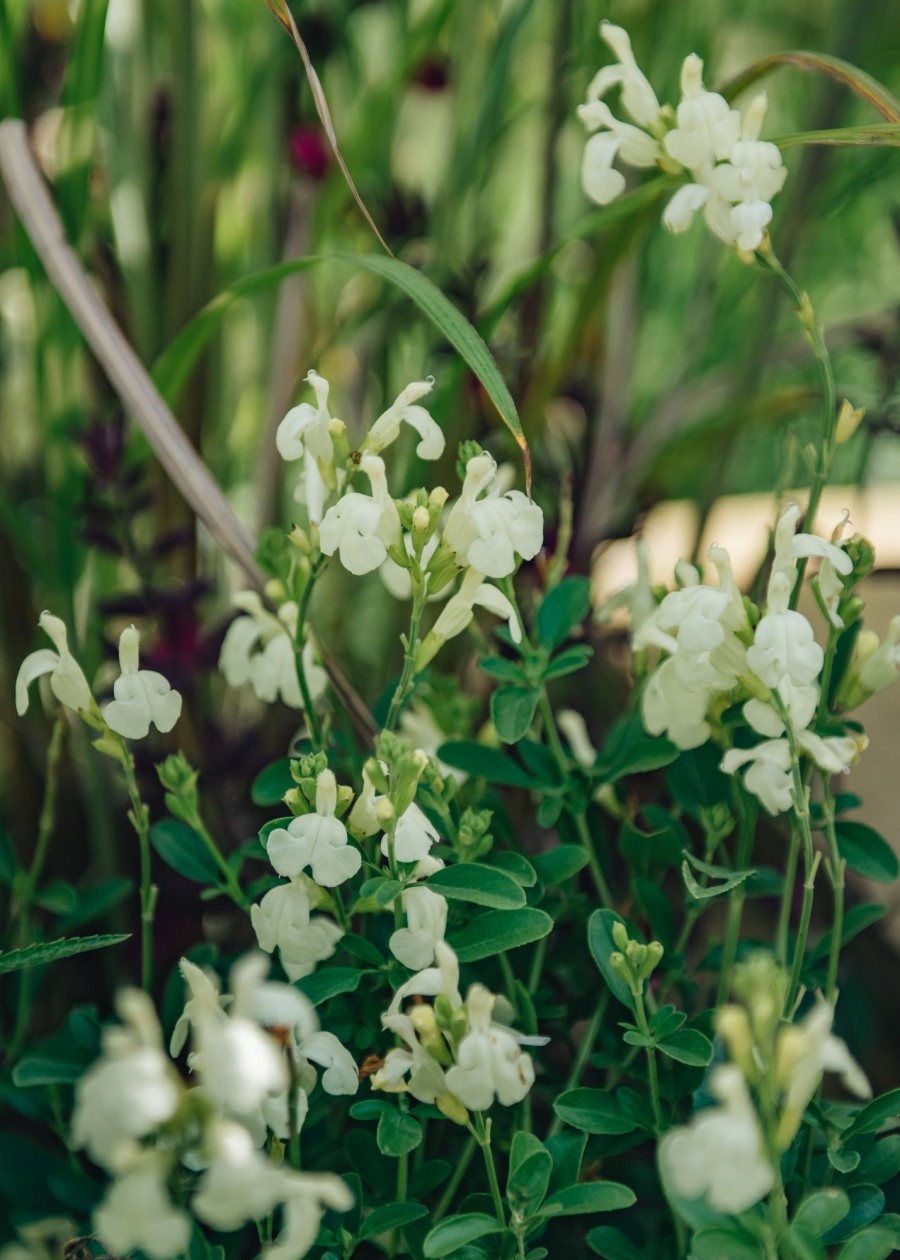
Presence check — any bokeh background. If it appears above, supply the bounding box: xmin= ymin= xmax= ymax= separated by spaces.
xmin=2 ymin=0 xmax=900 ymax=1093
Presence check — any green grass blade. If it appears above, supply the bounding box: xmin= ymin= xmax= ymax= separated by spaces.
xmin=0 ymin=934 xmax=130 ymax=975
xmin=721 ymin=50 xmax=900 ymax=123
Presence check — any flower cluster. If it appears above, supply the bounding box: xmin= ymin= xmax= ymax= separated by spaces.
xmin=16 ymin=613 xmax=182 ymax=741
xmin=371 ymin=941 xmax=546 ymax=1116
xmin=623 ymin=503 xmax=873 ymax=814
xmin=219 ymin=591 xmax=327 ymax=711
xmin=578 ymin=23 xmax=787 ymax=252
xmin=71 ymin=954 xmax=353 ymax=1260
xmin=660 ymin=957 xmax=869 ymax=1214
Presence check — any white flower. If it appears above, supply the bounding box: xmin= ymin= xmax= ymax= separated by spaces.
xmin=103 ymin=625 xmax=182 ymax=739
xmin=276 ymin=370 xmax=336 ymax=524
xmin=776 ymin=1002 xmax=870 ymax=1146
xmin=444 ymin=985 xmax=537 ymax=1111
xmin=388 ymin=939 xmax=463 ymax=1016
xmin=390 ymin=885 xmax=449 ymax=970
xmin=663 ymin=54 xmax=740 ymax=170
xmin=266 ymin=1175 xmax=354 ymax=1260
xmin=443 ymin=453 xmax=543 ymax=578
xmin=580 ymin=22 xmax=663 ymax=132
xmin=319 ymin=453 xmax=401 ymax=575
xmin=15 ymin=611 xmax=93 ymax=718
xmin=266 ymin=770 xmax=361 ymax=887
xmin=744 ymin=680 xmax=818 ymax=740
xmin=71 ymin=989 xmax=181 ymax=1173
xmin=170 ymin=958 xmax=229 ymax=1057
xmin=746 ymin=580 xmax=823 ymax=690
xmin=192 ymin=1120 xmax=289 ymax=1231
xmin=381 ymin=801 xmax=439 ymax=864
xmin=372 ymin=1011 xmax=449 ymax=1104
xmin=556 ymin=709 xmax=597 ymax=769
xmin=219 ymin=592 xmax=327 ymax=711
xmin=251 ymin=878 xmax=343 ymax=980
xmin=660 ymin=1065 xmax=774 ymax=1213
xmin=421 ymin=568 xmax=520 ymax=668
xmin=297 ymin=1030 xmax=360 ymax=1096
xmin=817 ymin=510 xmax=852 ymax=629
xmin=711 ymin=94 xmax=787 ymax=251
xmin=363 ymin=378 xmax=444 ymax=460
xmin=642 ymin=657 xmax=713 ymax=750
xmin=721 ymin=731 xmax=864 ymax=815
xmin=94 ymin=1153 xmax=190 ymax=1260
xmin=179 ymin=959 xmax=288 ymax=1114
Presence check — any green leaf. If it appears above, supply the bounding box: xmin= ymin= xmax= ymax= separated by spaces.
xmin=837 ymin=1228 xmax=896 ymax=1260
xmin=57 ymin=877 xmax=133 ymax=931
xmin=251 ymin=758 xmax=294 ymax=807
xmin=150 ymin=819 xmax=219 ymax=884
xmin=486 ymin=851 xmax=537 ymax=887
xmin=532 ymin=845 xmax=589 ymax=886
xmin=691 ymin=1228 xmax=765 ymax=1259
xmin=449 ymin=908 xmax=553 ymax=962
xmin=537 ymin=578 xmax=592 ymax=649
xmin=794 ymin=1189 xmax=851 ymax=1236
xmin=377 ymin=1109 xmax=422 ymax=1157
xmin=586 ymin=1226 xmax=646 ymax=1260
xmin=507 ymin=1133 xmax=553 ymax=1215
xmin=807 ymin=904 xmax=885 ymax=966
xmin=491 ymin=686 xmax=541 ymax=744
xmin=619 ymin=822 xmax=683 ymax=876
xmin=358 ymin=1202 xmax=429 ymax=1241
xmin=541 ymin=1182 xmax=636 ymax=1217
xmin=587 ymin=910 xmax=636 ymax=1011
xmin=681 ymin=856 xmax=755 ymax=902
xmin=594 ymin=714 xmax=678 ymax=784
xmin=437 ymin=741 xmax=533 ymax=788
xmin=543 ymin=644 xmax=594 ymax=680
xmin=822 ymin=1186 xmax=884 ymax=1246
xmin=857 ymin=1135 xmax=900 ymax=1185
xmin=479 ymin=656 xmax=527 ymax=683
xmin=296 ymin=967 xmax=364 ymax=1006
xmin=0 ymin=934 xmax=129 ymax=975
xmin=553 ymin=1090 xmax=636 ymax=1135
xmin=774 ymin=123 xmax=900 ymax=148
xmin=427 ymin=862 xmax=526 ymax=909
xmin=0 ymin=830 xmax=16 ymax=884
xmin=423 ymin=1214 xmax=505 ymax=1258
xmin=349 ymin=253 xmax=526 ymax=454
xmin=846 ymin=1089 xmax=900 ymax=1138
xmin=835 ymin=823 xmax=899 ymax=884
xmin=657 ymin=1029 xmax=713 ymax=1067
xmin=722 ymin=50 xmax=900 ymax=124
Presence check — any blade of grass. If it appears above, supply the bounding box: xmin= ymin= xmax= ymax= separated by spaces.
xmin=721 ymin=50 xmax=900 ymax=122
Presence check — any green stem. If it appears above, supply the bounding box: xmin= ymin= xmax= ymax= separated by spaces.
xmin=190 ymin=814 xmax=250 ymax=910
xmin=776 ymin=826 xmax=800 ymax=967
xmin=12 ymin=716 xmax=66 ymax=939
xmin=755 ymin=246 xmax=837 ymax=607
xmin=472 ymin=1112 xmax=506 ymax=1229
xmin=776 ymin=700 xmax=820 ymax=1015
xmin=287 ymin=1044 xmax=301 ymax=1171
xmin=633 ymin=987 xmax=663 ymax=1133
xmin=120 ymin=747 xmax=156 ymax=992
xmin=385 ymin=579 xmax=427 ymax=733
xmin=433 ymin=1135 xmax=477 ymax=1222
xmin=820 ymin=779 xmax=846 ymax=1004
xmin=294 ymin=557 xmax=327 ymax=749
xmin=546 ymin=992 xmax=609 ymax=1139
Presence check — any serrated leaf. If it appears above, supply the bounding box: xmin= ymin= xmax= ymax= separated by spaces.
xmin=427 ymin=862 xmax=525 ymax=909
xmin=0 ymin=934 xmax=129 ymax=975
xmin=449 ymin=908 xmax=553 ymax=962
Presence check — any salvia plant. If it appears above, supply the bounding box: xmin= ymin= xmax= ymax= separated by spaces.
xmin=3 ymin=12 xmax=900 ymax=1260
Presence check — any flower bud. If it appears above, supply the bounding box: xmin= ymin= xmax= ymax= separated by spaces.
xmin=374 ymin=797 xmax=395 ymax=826
xmin=835 ymin=399 xmax=865 ymax=445
xmin=611 ymin=921 xmax=630 ymax=952
xmin=412 ymin=506 xmax=430 ymax=533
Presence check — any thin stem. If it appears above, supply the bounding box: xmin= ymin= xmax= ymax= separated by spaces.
xmin=776 ymin=699 xmax=820 ymax=1015
xmin=546 ymin=992 xmax=609 ymax=1140
xmin=294 ymin=556 xmax=326 ymax=749
xmin=633 ymin=987 xmax=663 ymax=1133
xmin=432 ymin=1136 xmax=477 ymax=1222
xmin=190 ymin=814 xmax=250 ymax=910
xmin=287 ymin=1044 xmax=301 ymax=1171
xmin=120 ymin=747 xmax=156 ymax=992
xmin=776 ymin=827 xmax=800 ymax=967
xmin=472 ymin=1112 xmax=506 ymax=1229
xmin=820 ymin=778 xmax=846 ymax=1004
xmin=385 ymin=579 xmax=428 ymax=733
xmin=12 ymin=715 xmax=66 ymax=938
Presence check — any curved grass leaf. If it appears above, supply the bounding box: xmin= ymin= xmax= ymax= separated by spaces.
xmin=721 ymin=51 xmax=900 ymax=123
xmin=0 ymin=934 xmax=129 ymax=975
xmin=774 ymin=123 xmax=900 ymax=149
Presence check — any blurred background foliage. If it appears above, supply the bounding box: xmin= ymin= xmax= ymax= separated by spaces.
xmin=1 ymin=0 xmax=900 ymax=1039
